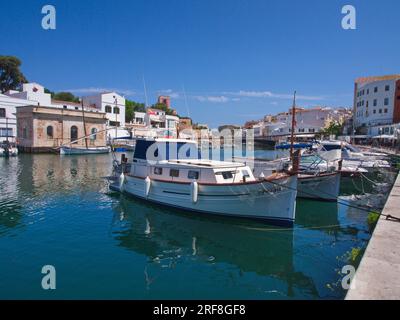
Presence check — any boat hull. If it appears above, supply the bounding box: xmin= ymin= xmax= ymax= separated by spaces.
xmin=60 ymin=146 xmax=110 ymax=155
xmin=113 ymin=175 xmax=298 ymax=227
xmin=297 ymin=172 xmax=341 ymax=201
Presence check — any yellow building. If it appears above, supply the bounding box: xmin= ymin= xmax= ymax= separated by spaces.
xmin=16 ymin=105 xmax=108 ymax=153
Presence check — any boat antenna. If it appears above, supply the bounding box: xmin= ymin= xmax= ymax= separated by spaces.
xmin=289 ymin=91 xmax=297 ymax=161
xmin=182 ymin=84 xmax=191 ymax=118
xmin=142 ymin=75 xmax=149 ymax=107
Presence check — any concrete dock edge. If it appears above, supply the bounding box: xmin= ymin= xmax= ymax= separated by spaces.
xmin=346 ymin=172 xmax=400 ymax=300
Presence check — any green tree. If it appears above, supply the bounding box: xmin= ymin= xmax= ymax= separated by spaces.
xmin=52 ymin=91 xmax=80 ymax=103
xmin=321 ymin=121 xmax=344 ymax=137
xmin=125 ymin=99 xmax=146 ymax=122
xmin=0 ymin=56 xmax=28 ymax=93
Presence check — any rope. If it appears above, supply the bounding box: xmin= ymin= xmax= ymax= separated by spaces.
xmin=266 ymin=179 xmax=381 ymax=215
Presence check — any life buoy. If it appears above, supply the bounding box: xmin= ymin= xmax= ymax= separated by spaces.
xmin=191 ymin=181 xmax=198 ymax=204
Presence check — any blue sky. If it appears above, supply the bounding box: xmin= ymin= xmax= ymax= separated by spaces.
xmin=1 ymin=0 xmax=399 ymax=127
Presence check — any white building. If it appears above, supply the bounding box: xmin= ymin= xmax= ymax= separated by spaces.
xmin=5 ymin=83 xmax=52 ymax=106
xmin=0 ymin=93 xmax=32 ymax=142
xmin=354 ymin=74 xmax=400 ymax=129
xmin=82 ymin=92 xmax=127 ymax=139
xmin=1 ymin=83 xmax=55 ymax=142
xmin=82 ymin=92 xmax=126 ymax=127
xmin=260 ymin=107 xmax=350 ymax=140
xmin=1 ymin=83 xmax=110 ymax=142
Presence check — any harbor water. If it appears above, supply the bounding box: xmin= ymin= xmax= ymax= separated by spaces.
xmin=0 ymin=151 xmax=396 ymax=299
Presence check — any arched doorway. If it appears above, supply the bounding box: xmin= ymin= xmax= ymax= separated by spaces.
xmin=71 ymin=126 xmax=78 ymax=143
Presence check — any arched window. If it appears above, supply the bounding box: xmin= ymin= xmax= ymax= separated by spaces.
xmin=70 ymin=126 xmax=78 ymax=143
xmin=90 ymin=128 xmax=97 ymax=140
xmin=47 ymin=126 xmax=53 ymax=139
xmin=113 ymin=107 xmax=120 ymax=114
xmin=105 ymin=105 xmax=112 ymax=113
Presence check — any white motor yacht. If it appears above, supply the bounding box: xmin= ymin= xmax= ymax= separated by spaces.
xmin=109 ymin=139 xmax=298 ymax=227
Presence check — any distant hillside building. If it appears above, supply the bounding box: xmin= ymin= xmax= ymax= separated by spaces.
xmin=353 ymin=74 xmax=400 ymax=131
xmin=157 ymin=95 xmax=171 ymax=108
xmin=247 ymin=106 xmax=351 ymax=140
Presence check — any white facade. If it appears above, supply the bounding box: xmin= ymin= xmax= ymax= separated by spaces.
xmin=260 ymin=107 xmax=350 ymax=138
xmin=5 ymin=83 xmax=52 ymax=106
xmin=354 ymin=76 xmax=400 ymax=128
xmin=83 ymin=92 xmax=126 ymax=127
xmin=0 ymin=93 xmax=32 ymax=142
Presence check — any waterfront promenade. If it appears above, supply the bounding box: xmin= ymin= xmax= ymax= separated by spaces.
xmin=346 ymin=172 xmax=400 ymax=300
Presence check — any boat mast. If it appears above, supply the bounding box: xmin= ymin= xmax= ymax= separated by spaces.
xmin=81 ymin=99 xmax=89 ymax=149
xmin=289 ymin=91 xmax=296 ymax=161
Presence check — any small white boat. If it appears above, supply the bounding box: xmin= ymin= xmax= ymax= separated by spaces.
xmin=297 ymin=171 xmax=341 ymax=201
xmin=317 ymin=140 xmax=388 ymax=161
xmin=109 ymin=139 xmax=298 ymax=227
xmin=236 ymin=153 xmax=341 ymax=202
xmin=60 ymin=146 xmax=111 ymax=155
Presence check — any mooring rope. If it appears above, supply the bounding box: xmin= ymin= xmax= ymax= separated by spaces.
xmin=265 ymin=179 xmax=400 ymax=223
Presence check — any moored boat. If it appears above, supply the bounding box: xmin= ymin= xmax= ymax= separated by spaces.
xmin=60 ymin=146 xmax=111 ymax=155
xmin=109 ymin=139 xmax=298 ymax=227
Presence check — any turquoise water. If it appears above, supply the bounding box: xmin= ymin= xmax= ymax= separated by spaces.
xmin=0 ymin=153 xmax=386 ymax=299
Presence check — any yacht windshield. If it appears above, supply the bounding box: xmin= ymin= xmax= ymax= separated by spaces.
xmin=134 ymin=140 xmax=200 ymax=161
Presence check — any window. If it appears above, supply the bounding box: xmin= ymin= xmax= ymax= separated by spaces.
xmin=46 ymin=126 xmax=53 ymax=139
xmin=0 ymin=128 xmax=12 ymax=137
xmin=70 ymin=126 xmax=78 ymax=143
xmin=154 ymin=167 xmax=163 ymax=175
xmin=373 ymin=109 xmax=376 ymax=114
xmin=90 ymin=128 xmax=97 ymax=140
xmin=105 ymin=105 xmax=112 ymax=113
xmin=298 ymin=128 xmax=305 ymax=133
xmin=384 ymin=98 xmax=389 ymax=106
xmin=242 ymin=170 xmax=250 ymax=178
xmin=23 ymin=127 xmax=27 ymax=138
xmin=188 ymin=170 xmax=199 ymax=180
xmin=385 ymin=85 xmax=390 ymax=91
xmin=0 ymin=108 xmax=5 ymax=118
xmin=373 ymin=99 xmax=377 ymax=107
xmin=113 ymin=107 xmax=120 ymax=114
xmin=384 ymin=108 xmax=388 ymax=113
xmin=374 ymin=87 xmax=378 ymax=93
xmin=170 ymin=169 xmax=179 ymax=177
xmin=367 ymin=89 xmax=369 ymax=94
xmin=219 ymin=171 xmax=234 ymax=180
xmin=379 ymin=109 xmax=382 ymax=114
xmin=308 ymin=128 xmax=315 ymax=133
xmin=109 ymin=121 xmax=120 ymax=127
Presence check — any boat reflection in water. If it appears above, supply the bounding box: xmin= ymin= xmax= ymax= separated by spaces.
xmin=110 ymin=195 xmax=320 ymax=299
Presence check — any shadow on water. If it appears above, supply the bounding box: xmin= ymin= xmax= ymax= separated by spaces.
xmin=110 ymin=195 xmax=319 ymax=299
